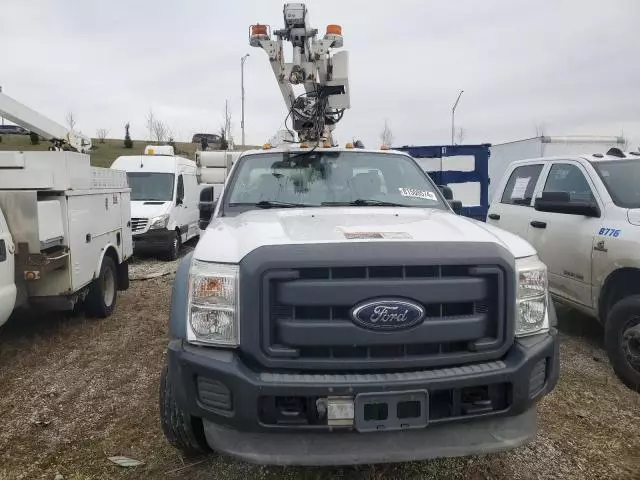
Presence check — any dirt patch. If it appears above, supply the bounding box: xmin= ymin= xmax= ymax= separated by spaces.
xmin=0 ymin=276 xmax=638 ymax=479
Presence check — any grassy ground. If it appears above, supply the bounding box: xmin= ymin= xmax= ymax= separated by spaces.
xmin=0 ymin=134 xmax=257 ymax=168
xmin=0 ymin=254 xmax=638 ymax=479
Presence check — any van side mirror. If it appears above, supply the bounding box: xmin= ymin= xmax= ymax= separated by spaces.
xmin=439 ymin=185 xmax=454 ymax=200
xmin=199 ymin=186 xmax=216 ymax=230
xmin=534 ymin=191 xmax=600 ymax=217
xmin=448 ymin=199 xmax=463 ymax=214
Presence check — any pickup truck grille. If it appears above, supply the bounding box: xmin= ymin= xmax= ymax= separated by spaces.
xmin=131 ymin=218 xmax=148 ymax=233
xmin=239 ymin=243 xmax=515 ymax=372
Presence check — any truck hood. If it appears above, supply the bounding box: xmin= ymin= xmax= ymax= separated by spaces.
xmin=196 ymin=207 xmax=536 ymax=263
xmin=130 ymin=200 xmax=172 ymax=219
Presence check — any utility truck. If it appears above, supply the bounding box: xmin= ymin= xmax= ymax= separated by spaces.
xmin=159 ymin=3 xmax=559 ymax=466
xmin=0 ymin=92 xmax=132 ymax=329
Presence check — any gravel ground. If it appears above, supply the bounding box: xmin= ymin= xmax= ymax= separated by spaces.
xmin=0 ymin=252 xmax=638 ymax=480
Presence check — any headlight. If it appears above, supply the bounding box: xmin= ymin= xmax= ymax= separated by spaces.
xmin=515 ymin=255 xmax=549 ymax=337
xmin=187 ymin=260 xmax=239 ymax=347
xmin=149 ymin=214 xmax=169 ymax=230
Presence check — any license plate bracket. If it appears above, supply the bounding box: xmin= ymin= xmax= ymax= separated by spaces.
xmin=354 ymin=390 xmax=428 ymax=433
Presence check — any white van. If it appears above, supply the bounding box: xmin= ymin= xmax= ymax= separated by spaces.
xmin=111 ymin=146 xmax=200 ymax=260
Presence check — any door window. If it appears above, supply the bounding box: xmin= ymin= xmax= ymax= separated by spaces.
xmin=543 ymin=164 xmax=595 ymax=203
xmin=500 ymin=164 xmax=543 ymax=206
xmin=177 ymin=175 xmax=184 ymax=202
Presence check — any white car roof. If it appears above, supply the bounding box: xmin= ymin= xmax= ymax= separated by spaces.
xmin=506 ymin=151 xmax=640 ymax=167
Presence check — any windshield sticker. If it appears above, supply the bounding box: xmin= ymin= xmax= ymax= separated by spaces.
xmin=598 ymin=227 xmax=621 ymax=238
xmin=398 ymin=188 xmax=437 ymax=201
xmin=511 ymin=177 xmax=530 ymax=199
xmin=343 ymin=231 xmax=412 ymax=240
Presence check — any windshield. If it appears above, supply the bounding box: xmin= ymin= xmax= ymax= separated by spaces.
xmin=224 ymin=151 xmax=447 ymax=211
xmin=592 ymin=160 xmax=640 ymax=209
xmin=126 ymin=172 xmax=175 ymax=202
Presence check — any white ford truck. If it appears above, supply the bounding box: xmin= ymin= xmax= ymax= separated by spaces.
xmin=159 ymin=146 xmax=559 ymax=465
xmin=487 ymin=148 xmax=640 ymax=390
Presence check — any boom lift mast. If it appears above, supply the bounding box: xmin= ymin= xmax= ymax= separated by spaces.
xmin=0 ymin=90 xmax=92 ymax=153
xmin=250 ymin=3 xmax=350 ymax=145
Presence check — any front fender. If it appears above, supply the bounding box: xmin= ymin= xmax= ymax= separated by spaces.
xmin=170 ymin=251 xmax=194 ymax=339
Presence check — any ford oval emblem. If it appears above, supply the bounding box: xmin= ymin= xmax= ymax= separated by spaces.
xmin=350 ymin=299 xmax=426 ymax=331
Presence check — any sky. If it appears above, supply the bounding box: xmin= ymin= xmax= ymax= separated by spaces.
xmin=1 ymin=0 xmax=639 ymax=150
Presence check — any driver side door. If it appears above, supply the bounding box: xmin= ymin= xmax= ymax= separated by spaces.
xmin=527 ymin=161 xmax=602 ymax=308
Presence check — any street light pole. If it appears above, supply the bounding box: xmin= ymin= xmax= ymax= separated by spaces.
xmin=451 ymin=89 xmax=464 ymax=145
xmin=241 ymin=54 xmax=250 ymax=147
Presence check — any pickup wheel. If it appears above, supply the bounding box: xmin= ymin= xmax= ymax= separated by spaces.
xmin=605 ymin=295 xmax=640 ymax=391
xmin=85 ymin=256 xmax=117 ymax=318
xmin=165 ymin=231 xmax=181 ymax=261
xmin=159 ymin=363 xmax=210 ymax=456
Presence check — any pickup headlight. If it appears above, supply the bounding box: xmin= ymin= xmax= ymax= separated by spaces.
xmin=515 ymin=255 xmax=549 ymax=337
xmin=149 ymin=214 xmax=170 ymax=230
xmin=187 ymin=260 xmax=239 ymax=347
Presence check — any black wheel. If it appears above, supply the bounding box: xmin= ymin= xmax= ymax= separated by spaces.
xmin=159 ymin=363 xmax=209 ymax=456
xmin=165 ymin=231 xmax=181 ymax=261
xmin=85 ymin=256 xmax=118 ymax=318
xmin=605 ymin=295 xmax=640 ymax=391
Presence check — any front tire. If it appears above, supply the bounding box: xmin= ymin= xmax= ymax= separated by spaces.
xmin=165 ymin=231 xmax=181 ymax=261
xmin=85 ymin=256 xmax=118 ymax=318
xmin=605 ymin=295 xmax=640 ymax=391
xmin=159 ymin=363 xmax=209 ymax=456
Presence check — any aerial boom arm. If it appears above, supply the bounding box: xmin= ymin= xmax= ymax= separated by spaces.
xmin=250 ymin=3 xmax=350 ymax=144
xmin=0 ymin=91 xmax=91 ymax=152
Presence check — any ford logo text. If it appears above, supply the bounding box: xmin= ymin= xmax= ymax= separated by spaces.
xmin=350 ymin=299 xmax=426 ymax=331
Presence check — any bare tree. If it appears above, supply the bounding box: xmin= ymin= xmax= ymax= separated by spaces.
xmin=380 ymin=119 xmax=394 ymax=147
xmin=223 ymin=100 xmax=232 ymax=142
xmin=146 ymin=108 xmax=156 ymax=141
xmin=152 ymin=120 xmax=168 ymax=143
xmin=66 ymin=111 xmax=77 ymax=131
xmin=96 ymin=128 xmax=109 ymax=144
xmin=455 ymin=127 xmax=466 ymax=145
xmin=534 ymin=122 xmax=547 ymax=137
xmin=620 ymin=129 xmax=630 ymax=150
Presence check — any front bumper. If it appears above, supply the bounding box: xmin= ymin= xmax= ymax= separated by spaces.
xmin=133 ymin=229 xmax=173 ymax=252
xmin=167 ymin=328 xmax=559 ymax=465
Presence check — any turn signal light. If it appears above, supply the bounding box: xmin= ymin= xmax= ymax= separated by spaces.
xmin=345 ymin=143 xmax=354 ymax=149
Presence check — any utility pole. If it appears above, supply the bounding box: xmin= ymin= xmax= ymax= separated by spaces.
xmin=451 ymin=89 xmax=464 ymax=145
xmin=241 ymin=54 xmax=250 ymax=147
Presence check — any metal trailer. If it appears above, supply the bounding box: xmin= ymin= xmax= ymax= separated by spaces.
xmin=396 ymin=144 xmax=492 ymax=221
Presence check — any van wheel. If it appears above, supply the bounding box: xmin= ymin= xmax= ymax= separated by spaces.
xmin=605 ymin=295 xmax=640 ymax=391
xmin=86 ymin=256 xmax=118 ymax=318
xmin=159 ymin=363 xmax=210 ymax=456
xmin=165 ymin=231 xmax=181 ymax=261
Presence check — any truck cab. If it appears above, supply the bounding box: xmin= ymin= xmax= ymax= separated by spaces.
xmin=487 ymin=149 xmax=640 ymax=389
xmin=159 ymin=146 xmax=559 ymax=466
xmin=111 ymin=146 xmax=200 ymax=260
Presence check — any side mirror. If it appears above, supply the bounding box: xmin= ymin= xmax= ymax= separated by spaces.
xmin=448 ymin=199 xmax=463 ymax=214
xmin=534 ymin=191 xmax=600 ymax=217
xmin=176 ymin=195 xmax=183 ymax=206
xmin=439 ymin=185 xmax=454 ymax=200
xmin=199 ymin=186 xmax=216 ymax=230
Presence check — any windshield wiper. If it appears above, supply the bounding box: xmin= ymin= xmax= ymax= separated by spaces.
xmin=230 ymin=200 xmax=313 ymax=209
xmin=322 ymin=199 xmax=408 ymax=207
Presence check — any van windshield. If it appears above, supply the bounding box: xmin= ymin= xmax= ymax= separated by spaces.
xmin=126 ymin=172 xmax=175 ymax=201
xmin=224 ymin=150 xmax=447 ymax=211
xmin=592 ymin=160 xmax=640 ymax=208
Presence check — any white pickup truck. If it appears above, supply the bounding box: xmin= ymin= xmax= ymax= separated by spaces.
xmin=487 ymin=148 xmax=640 ymax=389
xmin=0 ymin=150 xmax=133 ymax=328
xmin=159 ymin=145 xmax=560 ymax=466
